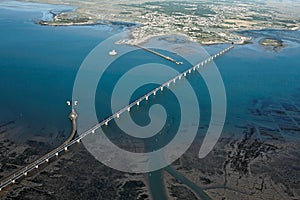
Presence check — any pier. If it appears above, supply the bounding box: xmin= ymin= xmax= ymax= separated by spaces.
xmin=134 ymin=44 xmax=183 ymax=65
xmin=0 ymin=45 xmax=234 ymax=191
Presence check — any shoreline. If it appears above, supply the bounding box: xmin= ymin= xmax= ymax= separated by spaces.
xmin=34 ymin=16 xmax=299 ymax=47
xmin=0 ymin=1 xmax=253 ymax=46
xmin=2 ymin=1 xmax=299 ymax=46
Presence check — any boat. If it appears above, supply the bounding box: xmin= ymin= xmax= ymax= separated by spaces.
xmin=109 ymin=50 xmax=117 ymax=56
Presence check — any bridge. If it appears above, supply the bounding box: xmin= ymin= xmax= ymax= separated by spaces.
xmin=0 ymin=45 xmax=234 ymax=192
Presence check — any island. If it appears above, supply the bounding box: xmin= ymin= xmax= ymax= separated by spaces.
xmin=260 ymin=38 xmax=285 ymax=50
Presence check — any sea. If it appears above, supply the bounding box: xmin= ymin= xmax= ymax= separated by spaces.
xmin=0 ymin=1 xmax=300 ymax=199
xmin=0 ymin=2 xmax=120 ymax=144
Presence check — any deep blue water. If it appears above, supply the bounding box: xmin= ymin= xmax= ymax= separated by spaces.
xmin=0 ymin=8 xmax=116 ymax=144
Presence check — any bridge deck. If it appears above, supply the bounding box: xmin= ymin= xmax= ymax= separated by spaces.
xmin=0 ymin=45 xmax=234 ymax=191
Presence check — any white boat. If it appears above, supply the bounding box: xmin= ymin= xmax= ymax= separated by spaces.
xmin=109 ymin=50 xmax=117 ymax=56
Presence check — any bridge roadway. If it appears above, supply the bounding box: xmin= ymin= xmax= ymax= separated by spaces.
xmin=0 ymin=45 xmax=234 ymax=191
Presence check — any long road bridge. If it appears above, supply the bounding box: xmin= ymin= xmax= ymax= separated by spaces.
xmin=0 ymin=45 xmax=234 ymax=192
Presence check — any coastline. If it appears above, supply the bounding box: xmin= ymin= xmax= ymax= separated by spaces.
xmin=0 ymin=1 xmax=244 ymax=45
xmin=33 ymin=14 xmax=300 ymax=47
xmin=3 ymin=0 xmax=299 ymax=47
xmin=3 ymin=1 xmax=299 ymax=46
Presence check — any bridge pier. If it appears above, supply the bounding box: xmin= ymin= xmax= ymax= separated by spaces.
xmin=68 ymin=108 xmax=78 ymax=143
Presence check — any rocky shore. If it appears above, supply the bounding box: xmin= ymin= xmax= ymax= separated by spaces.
xmin=170 ymin=93 xmax=300 ymax=199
